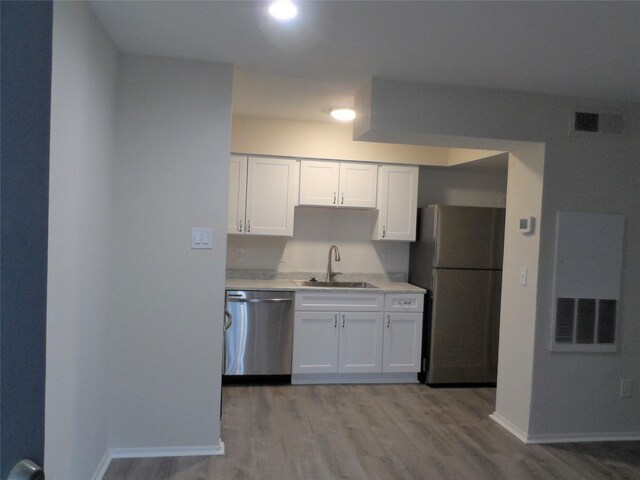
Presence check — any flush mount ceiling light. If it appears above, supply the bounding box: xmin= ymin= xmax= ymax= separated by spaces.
xmin=268 ymin=0 xmax=298 ymax=21
xmin=330 ymin=108 xmax=356 ymax=122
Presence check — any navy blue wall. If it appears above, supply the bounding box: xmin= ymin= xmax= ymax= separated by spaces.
xmin=1 ymin=1 xmax=52 ymax=477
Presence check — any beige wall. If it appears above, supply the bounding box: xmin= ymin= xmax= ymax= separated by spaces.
xmin=418 ymin=167 xmax=508 ymax=208
xmin=232 ymin=116 xmax=500 ymax=166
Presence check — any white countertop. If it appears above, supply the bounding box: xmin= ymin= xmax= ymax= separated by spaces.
xmin=225 ymin=278 xmax=426 ymax=294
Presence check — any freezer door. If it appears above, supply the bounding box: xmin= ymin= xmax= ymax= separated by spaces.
xmin=433 ymin=206 xmax=505 ymax=270
xmin=409 ymin=207 xmax=436 ymax=290
xmin=428 ymin=269 xmax=502 ymax=384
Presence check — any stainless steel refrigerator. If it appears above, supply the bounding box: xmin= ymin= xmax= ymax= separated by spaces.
xmin=409 ymin=205 xmax=505 ymax=385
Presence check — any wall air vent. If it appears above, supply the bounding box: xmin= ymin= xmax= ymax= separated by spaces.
xmin=572 ymin=110 xmax=625 ymax=135
xmin=554 ymin=297 xmax=617 ymax=346
xmin=550 ymin=211 xmax=624 ymax=353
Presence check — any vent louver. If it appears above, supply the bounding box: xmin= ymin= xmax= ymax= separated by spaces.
xmin=573 ymin=110 xmax=625 ymax=135
xmin=554 ymin=297 xmax=617 ymax=347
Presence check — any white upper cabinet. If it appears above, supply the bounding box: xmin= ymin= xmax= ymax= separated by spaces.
xmin=299 ymin=160 xmax=377 ymax=208
xmin=298 ymin=161 xmax=340 ymax=206
xmin=338 ymin=162 xmax=378 ymax=208
xmin=228 ymin=155 xmax=298 ymax=237
xmin=374 ymin=165 xmax=419 ymax=241
xmin=227 ymin=155 xmax=247 ymax=234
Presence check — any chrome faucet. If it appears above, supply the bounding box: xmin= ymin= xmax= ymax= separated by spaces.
xmin=326 ymin=244 xmax=341 ymax=282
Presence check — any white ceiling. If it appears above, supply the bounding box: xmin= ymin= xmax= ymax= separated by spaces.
xmin=91 ymin=1 xmax=640 ymax=124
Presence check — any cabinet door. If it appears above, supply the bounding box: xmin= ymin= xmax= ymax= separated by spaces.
xmin=375 ymin=165 xmax=419 ymax=241
xmin=292 ymin=311 xmax=340 ymax=374
xmin=227 ymin=155 xmax=247 ymax=234
xmin=298 ymin=160 xmax=340 ymax=206
xmin=339 ymin=162 xmax=378 ymax=208
xmin=382 ymin=313 xmax=423 ymax=373
xmin=338 ymin=312 xmax=384 ymax=373
xmin=245 ymin=157 xmax=298 ymax=236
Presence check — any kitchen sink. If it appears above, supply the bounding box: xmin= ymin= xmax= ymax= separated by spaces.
xmin=294 ymin=280 xmax=378 ymax=289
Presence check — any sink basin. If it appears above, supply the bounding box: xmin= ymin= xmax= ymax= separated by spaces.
xmin=295 ymin=280 xmax=378 ymax=289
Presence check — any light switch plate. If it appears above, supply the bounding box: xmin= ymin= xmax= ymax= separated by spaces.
xmin=192 ymin=228 xmax=213 ymax=249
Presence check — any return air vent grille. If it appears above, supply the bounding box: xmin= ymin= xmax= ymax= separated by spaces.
xmin=554 ymin=298 xmax=617 ymax=346
xmin=551 ymin=211 xmax=624 ymax=353
xmin=572 ymin=110 xmax=625 ymax=135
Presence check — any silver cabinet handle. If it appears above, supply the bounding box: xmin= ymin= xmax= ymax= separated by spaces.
xmin=333 ymin=192 xmax=337 ymax=205
xmin=341 ymin=192 xmax=344 ymax=205
xmin=342 ymin=314 xmax=346 ymax=328
xmin=399 ymin=301 xmax=413 ymax=305
xmin=334 ymin=314 xmax=338 ymax=328
xmin=382 ymin=226 xmax=386 ymax=238
xmin=238 ymin=219 xmax=243 ymax=232
xmin=247 ymin=220 xmax=251 ymax=233
xmin=387 ymin=315 xmax=391 ymax=328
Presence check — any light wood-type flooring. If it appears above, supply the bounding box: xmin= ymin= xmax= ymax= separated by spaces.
xmin=104 ymin=384 xmax=640 ymax=479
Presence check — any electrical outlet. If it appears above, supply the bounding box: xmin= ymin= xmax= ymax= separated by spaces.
xmin=621 ymin=379 xmax=633 ymax=398
xmin=235 ymin=248 xmax=245 ymax=263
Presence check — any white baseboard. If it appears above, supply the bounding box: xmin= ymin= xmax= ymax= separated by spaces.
xmin=489 ymin=412 xmax=529 ymax=443
xmin=526 ymin=431 xmax=640 ymax=444
xmin=93 ymin=440 xmax=225 ymax=480
xmin=91 ymin=450 xmax=113 ymax=480
xmin=110 ymin=441 xmax=225 ymax=459
xmin=490 ymin=412 xmax=640 ymax=444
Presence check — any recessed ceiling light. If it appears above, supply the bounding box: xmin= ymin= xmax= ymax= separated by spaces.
xmin=268 ymin=1 xmax=298 ymax=21
xmin=330 ymin=108 xmax=356 ymax=122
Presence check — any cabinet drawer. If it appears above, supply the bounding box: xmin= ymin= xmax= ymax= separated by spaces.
xmin=384 ymin=294 xmax=424 ymax=313
xmin=295 ymin=292 xmax=384 ymax=312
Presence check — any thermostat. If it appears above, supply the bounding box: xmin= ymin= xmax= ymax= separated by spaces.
xmin=519 ymin=216 xmax=534 ymax=234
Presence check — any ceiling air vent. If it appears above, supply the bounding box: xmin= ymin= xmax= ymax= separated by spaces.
xmin=572 ymin=110 xmax=625 ymax=135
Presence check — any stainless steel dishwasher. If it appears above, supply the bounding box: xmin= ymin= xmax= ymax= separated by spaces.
xmin=224 ymin=290 xmax=294 ymax=382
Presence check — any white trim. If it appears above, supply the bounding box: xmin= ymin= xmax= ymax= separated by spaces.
xmin=490 ymin=412 xmax=640 ymax=445
xmin=110 ymin=441 xmax=225 ymax=459
xmin=292 ymin=372 xmax=418 ymax=384
xmin=91 ymin=441 xmax=225 ymax=480
xmin=526 ymin=432 xmax=640 ymax=444
xmin=91 ymin=450 xmax=112 ymax=480
xmin=489 ymin=412 xmax=529 ymax=443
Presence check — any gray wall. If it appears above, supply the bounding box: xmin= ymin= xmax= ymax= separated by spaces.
xmin=46 ymin=2 xmax=118 ymax=477
xmin=110 ymin=54 xmax=233 ymax=450
xmin=357 ymin=77 xmax=640 ymax=440
xmin=45 ymin=3 xmax=234 ymax=475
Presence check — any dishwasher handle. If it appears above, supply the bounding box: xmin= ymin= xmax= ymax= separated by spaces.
xmin=224 ymin=309 xmax=233 ymax=331
xmin=226 ymin=297 xmax=293 ymax=304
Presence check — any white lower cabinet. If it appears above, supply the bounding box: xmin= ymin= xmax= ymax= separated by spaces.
xmin=292 ymin=291 xmax=424 ymax=382
xmin=382 ymin=312 xmax=423 ymax=372
xmin=292 ymin=310 xmax=383 ymax=374
xmin=339 ymin=312 xmax=384 ymax=373
xmin=292 ymin=311 xmax=339 ymax=373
